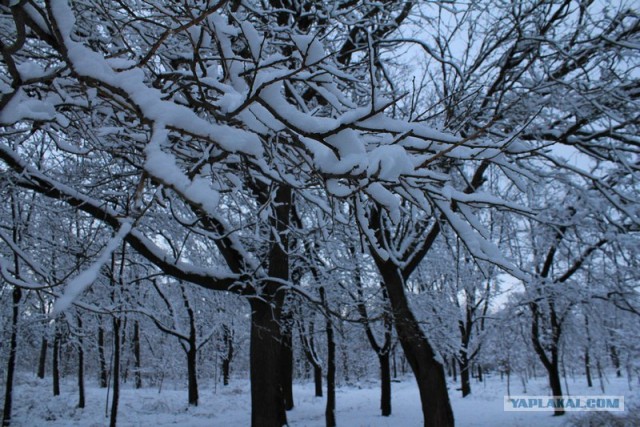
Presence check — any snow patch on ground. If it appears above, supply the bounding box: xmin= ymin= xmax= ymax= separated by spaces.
xmin=4 ymin=373 xmax=637 ymax=426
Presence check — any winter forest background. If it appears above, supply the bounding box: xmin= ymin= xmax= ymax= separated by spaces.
xmin=0 ymin=1 xmax=639 ymax=426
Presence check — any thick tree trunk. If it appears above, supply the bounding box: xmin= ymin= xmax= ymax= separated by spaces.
xmin=98 ymin=326 xmax=108 ymax=388
xmin=53 ymin=326 xmax=61 ymax=397
xmin=2 ymin=287 xmax=22 ymax=427
xmin=549 ymin=367 xmax=564 ymax=416
xmin=110 ymin=317 xmax=121 ymax=427
xmin=187 ymin=346 xmax=199 ymax=406
xmin=222 ymin=358 xmax=231 ymax=386
xmin=377 ymin=263 xmax=454 ymax=427
xmin=37 ymin=337 xmax=48 ymax=379
xmin=250 ymin=298 xmax=287 ymax=427
xmin=534 ymin=347 xmax=565 ymax=416
xmin=459 ymin=354 xmax=471 ymax=397
xmin=379 ymin=352 xmax=391 ymax=416
xmin=248 ymin=183 xmax=290 ymax=426
xmin=531 ymin=310 xmax=565 ymax=416
xmin=133 ymin=321 xmax=142 ymax=389
xmin=548 ymin=360 xmax=565 ymax=416
xmin=314 ymin=365 xmax=323 ymax=397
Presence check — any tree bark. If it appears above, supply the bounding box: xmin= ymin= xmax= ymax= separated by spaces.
xmin=459 ymin=354 xmax=471 ymax=397
xmin=584 ymin=317 xmax=593 ymax=388
xmin=320 ymin=287 xmax=336 ymax=427
xmin=110 ymin=317 xmax=121 ymax=427
xmin=133 ymin=321 xmax=142 ymax=389
xmin=222 ymin=357 xmax=231 ymax=386
xmin=2 ymin=287 xmax=22 ymax=427
xmin=535 ymin=349 xmax=565 ymax=416
xmin=314 ymin=365 xmax=323 ymax=398
xmin=585 ymin=348 xmax=593 ymax=387
xmin=247 ymin=182 xmax=291 ymax=426
xmin=326 ymin=324 xmax=336 ymax=427
xmin=186 ymin=346 xmax=199 ymax=406
xmin=548 ymin=359 xmax=565 ymax=416
xmin=78 ymin=341 xmax=85 ymax=408
xmin=98 ymin=326 xmax=108 ymax=388
xmin=53 ymin=324 xmax=61 ymax=397
xmin=376 ymin=261 xmax=454 ymax=427
xmin=250 ymin=298 xmax=287 ymax=427
xmin=77 ymin=315 xmax=85 ymax=409
xmin=222 ymin=324 xmax=233 ymax=386
xmin=37 ymin=337 xmax=48 ymax=379
xmin=179 ymin=283 xmax=199 ymax=406
xmin=530 ymin=305 xmax=565 ymax=416
xmin=121 ymin=319 xmax=129 ymax=385
xmin=379 ymin=352 xmax=391 ymax=416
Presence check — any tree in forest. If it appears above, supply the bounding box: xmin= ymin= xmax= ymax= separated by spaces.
xmin=482 ymin=301 xmax=538 ymax=396
xmin=351 ymin=277 xmax=394 ymax=415
xmin=0 ymin=1 xmax=468 ymax=425
xmin=406 ymin=0 xmax=640 ymax=416
xmin=413 ymin=233 xmax=499 ymax=398
xmin=140 ymin=279 xmax=224 ymax=406
xmin=294 ymin=299 xmax=324 ymax=398
xmin=504 ymin=173 xmax=637 ymax=414
xmin=1 ymin=1 xmax=639 ymax=427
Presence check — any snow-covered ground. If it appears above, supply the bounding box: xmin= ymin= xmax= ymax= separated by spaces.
xmin=5 ymin=372 xmax=637 ymax=426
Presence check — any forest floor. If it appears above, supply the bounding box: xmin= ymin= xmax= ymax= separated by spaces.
xmin=4 ymin=371 xmax=638 ymax=426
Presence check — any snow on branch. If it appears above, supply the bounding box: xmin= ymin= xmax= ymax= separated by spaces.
xmin=53 ymin=222 xmax=132 ymax=314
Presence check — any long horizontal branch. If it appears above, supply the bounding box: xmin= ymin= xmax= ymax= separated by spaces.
xmin=0 ymin=142 xmax=245 ymax=294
